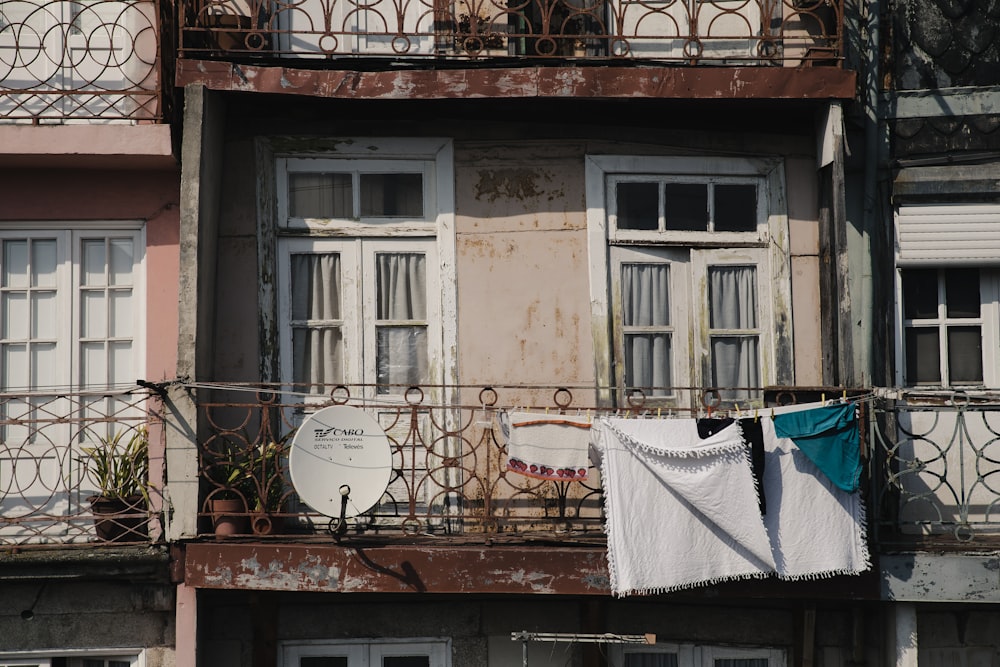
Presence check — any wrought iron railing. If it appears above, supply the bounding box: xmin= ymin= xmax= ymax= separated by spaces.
xmin=0 ymin=385 xmax=162 ymax=546
xmin=177 ymin=0 xmax=843 ymax=65
xmin=0 ymin=0 xmax=164 ymax=122
xmin=870 ymin=392 xmax=1000 ymax=545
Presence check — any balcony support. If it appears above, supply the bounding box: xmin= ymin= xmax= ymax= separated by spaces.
xmin=175 ymin=60 xmax=857 ymax=101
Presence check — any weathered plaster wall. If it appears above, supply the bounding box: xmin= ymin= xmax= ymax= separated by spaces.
xmin=455 ymin=142 xmax=594 ymax=406
xmin=0 ymin=581 xmax=175 ymax=664
xmin=785 ymin=155 xmax=824 ymax=386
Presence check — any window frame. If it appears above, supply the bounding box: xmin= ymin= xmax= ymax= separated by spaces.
xmin=0 ymin=223 xmax=146 ymax=394
xmin=264 ymin=138 xmax=456 ymax=404
xmin=894 ymin=266 xmax=1000 ymax=388
xmin=585 ymin=155 xmax=791 ymax=409
xmin=0 ymin=650 xmax=143 ymax=667
xmin=611 ymin=643 xmax=784 ymax=667
xmin=279 ymin=638 xmax=450 ymax=667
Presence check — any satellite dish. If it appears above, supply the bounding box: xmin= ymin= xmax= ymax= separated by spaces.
xmin=289 ymin=405 xmax=393 ymax=518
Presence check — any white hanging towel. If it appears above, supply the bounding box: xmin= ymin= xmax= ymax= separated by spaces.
xmin=761 ymin=415 xmax=870 ymax=580
xmin=595 ymin=418 xmax=776 ymax=597
xmin=505 ymin=412 xmax=592 ymax=481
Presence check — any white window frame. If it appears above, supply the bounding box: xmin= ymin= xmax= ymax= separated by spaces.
xmin=611 ymin=643 xmax=784 ymax=667
xmin=585 ymin=155 xmax=791 ymax=409
xmin=277 ymin=236 xmax=442 ymax=398
xmin=279 ymin=638 xmax=450 ymax=667
xmin=270 ymin=138 xmax=456 ymax=405
xmin=893 ymin=266 xmax=1000 ymax=388
xmin=0 ymin=650 xmax=144 ymax=667
xmin=0 ymin=222 xmax=147 ymax=393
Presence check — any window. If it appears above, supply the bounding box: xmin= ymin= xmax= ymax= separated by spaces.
xmin=586 ymin=156 xmax=791 ymax=409
xmin=897 ymin=267 xmax=998 ymax=387
xmin=280 ymin=640 xmax=449 ymax=667
xmin=0 ymin=652 xmax=141 ymax=667
xmin=0 ymin=226 xmax=145 ymax=538
xmin=275 ymin=142 xmax=454 ymax=400
xmin=613 ymin=644 xmax=784 ymax=667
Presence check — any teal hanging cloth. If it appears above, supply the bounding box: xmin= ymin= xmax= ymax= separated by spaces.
xmin=772 ymin=403 xmax=861 ymax=493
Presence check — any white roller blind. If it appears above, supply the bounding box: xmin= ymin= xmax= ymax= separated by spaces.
xmin=896 ymin=204 xmax=1000 ymax=266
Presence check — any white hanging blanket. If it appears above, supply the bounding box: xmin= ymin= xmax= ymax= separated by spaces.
xmin=595 ymin=418 xmax=776 ymax=596
xmin=594 ymin=409 xmax=870 ymax=597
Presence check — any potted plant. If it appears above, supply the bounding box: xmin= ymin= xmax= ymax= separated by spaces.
xmin=81 ymin=427 xmax=150 ymax=543
xmin=203 ymin=435 xmax=288 ymax=536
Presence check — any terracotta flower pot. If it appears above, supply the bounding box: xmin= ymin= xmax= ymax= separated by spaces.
xmin=89 ymin=495 xmax=148 ymax=543
xmin=211 ymin=498 xmax=250 ymax=537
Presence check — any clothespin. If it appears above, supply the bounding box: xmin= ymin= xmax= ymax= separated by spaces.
xmin=586 ymin=409 xmax=591 ymax=423
xmin=822 ymin=393 xmax=826 ymax=406
xmin=545 ymin=406 xmax=549 ymax=415
xmin=657 ymin=407 xmax=662 ymax=418
xmin=842 ymin=390 xmax=847 ymax=401
xmin=735 ymin=403 xmax=743 ymax=418
xmin=754 ymin=408 xmax=759 ymax=423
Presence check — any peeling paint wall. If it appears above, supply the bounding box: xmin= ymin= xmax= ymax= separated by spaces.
xmin=455 ymin=142 xmax=594 ymax=407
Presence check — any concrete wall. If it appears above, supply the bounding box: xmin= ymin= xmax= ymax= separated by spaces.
xmin=0 ymin=581 xmax=175 ymax=664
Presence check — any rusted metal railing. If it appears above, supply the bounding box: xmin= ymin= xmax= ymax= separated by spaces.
xmin=0 ymin=0 xmax=164 ymax=122
xmin=0 ymin=385 xmax=162 ymax=546
xmin=177 ymin=0 xmax=843 ymax=65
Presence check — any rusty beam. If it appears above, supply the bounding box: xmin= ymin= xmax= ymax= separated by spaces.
xmin=184 ymin=542 xmax=612 ymax=594
xmin=176 ymin=60 xmax=857 ymax=101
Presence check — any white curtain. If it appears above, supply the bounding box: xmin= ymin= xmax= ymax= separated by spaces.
xmin=709 ymin=266 xmax=759 ymax=400
xmin=622 ymin=263 xmax=671 ymax=396
xmin=291 ymin=253 xmax=343 ymax=387
xmin=376 ymin=252 xmax=428 ymax=390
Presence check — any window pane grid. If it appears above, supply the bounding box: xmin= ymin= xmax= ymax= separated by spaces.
xmin=902 ymin=268 xmax=983 ymax=386
xmin=612 ymin=177 xmax=760 ymax=235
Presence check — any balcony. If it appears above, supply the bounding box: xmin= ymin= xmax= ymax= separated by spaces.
xmin=7 ymin=382 xmax=994 ymax=552
xmin=0 ymin=0 xmax=167 ymax=123
xmin=0 ymin=386 xmax=161 ymax=546
xmin=176 ymin=0 xmax=844 ymax=66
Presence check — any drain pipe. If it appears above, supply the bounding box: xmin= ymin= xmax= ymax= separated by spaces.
xmin=861 ymin=0 xmax=883 ymax=386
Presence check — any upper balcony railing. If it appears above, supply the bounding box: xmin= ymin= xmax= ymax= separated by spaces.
xmin=176 ymin=0 xmax=844 ymax=66
xmin=0 ymin=0 xmax=166 ymax=122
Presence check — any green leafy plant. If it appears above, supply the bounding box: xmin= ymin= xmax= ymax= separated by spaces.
xmin=81 ymin=427 xmax=150 ymax=503
xmin=205 ymin=435 xmax=287 ymax=512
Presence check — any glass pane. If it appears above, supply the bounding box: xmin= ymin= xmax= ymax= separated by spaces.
xmin=3 ymin=343 xmax=27 ymax=387
xmin=289 ymin=172 xmax=352 ymax=218
xmin=715 ymin=659 xmax=769 ymax=667
xmin=32 ymin=290 xmax=56 ymax=338
xmin=905 ymin=327 xmax=941 ymax=384
xmin=110 ymin=289 xmax=133 ymax=337
xmin=376 ymin=326 xmax=428 ymax=390
xmin=622 ymin=264 xmax=669 ymax=327
xmin=624 ymin=333 xmax=671 ymax=395
xmin=109 ymin=340 xmax=133 ymax=385
xmin=625 ymin=653 xmax=679 ymax=667
xmin=944 ymin=268 xmax=980 ymax=318
xmin=665 ymin=183 xmax=708 ymax=231
xmin=712 ymin=335 xmax=760 ymax=400
xmin=293 ymin=326 xmax=344 ymax=387
xmin=714 ymin=184 xmax=758 ymax=232
xmin=377 ymin=253 xmax=426 ymax=321
xmin=360 ymin=173 xmax=423 ymax=217
xmin=4 ymin=240 xmax=28 ymax=288
xmin=81 ymin=341 xmax=107 ymax=386
xmin=292 ymin=254 xmax=341 ymax=321
xmin=30 ymin=342 xmax=56 ymax=388
xmin=902 ymin=269 xmax=938 ymax=319
xmin=108 ymin=238 xmax=134 ymax=286
xmin=4 ymin=292 xmax=27 ymax=338
xmin=82 ymin=239 xmax=106 ymax=287
xmin=948 ymin=326 xmax=983 ymax=384
xmin=82 ymin=289 xmax=108 ymax=338
xmin=31 ymin=239 xmax=57 ymax=288
xmin=301 ymin=658 xmax=349 ymax=667
xmin=616 ymin=182 xmax=659 ymax=230
xmin=383 ymin=657 xmax=431 ymax=667
xmin=709 ymin=266 xmax=757 ymax=329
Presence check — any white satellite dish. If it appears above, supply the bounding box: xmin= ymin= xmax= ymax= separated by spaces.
xmin=289 ymin=405 xmax=393 ymax=519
